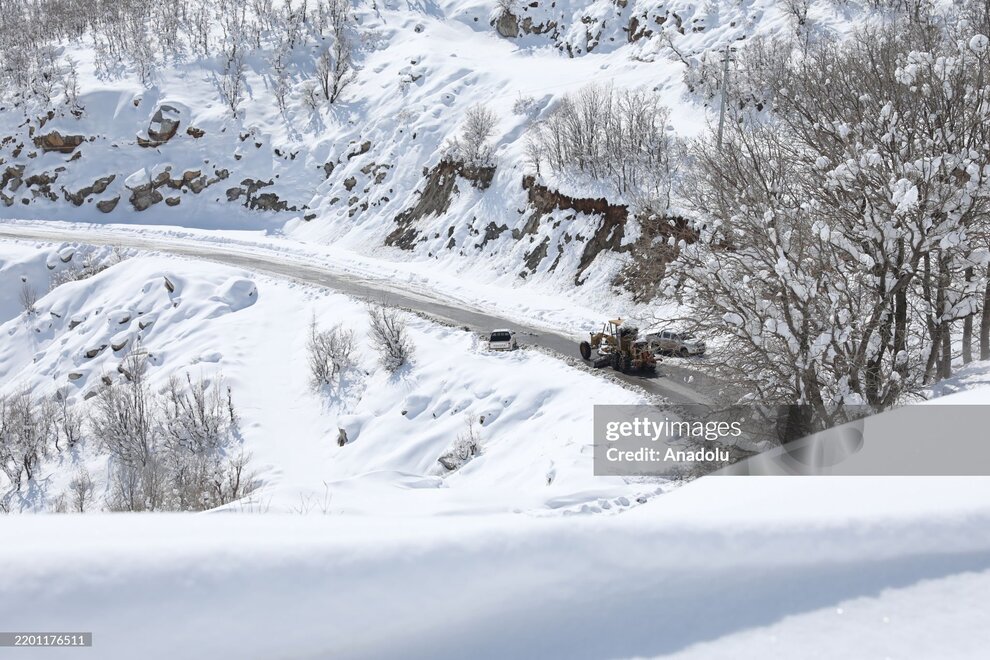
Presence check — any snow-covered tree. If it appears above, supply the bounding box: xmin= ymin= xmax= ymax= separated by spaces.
xmin=669 ymin=16 xmax=990 ymax=425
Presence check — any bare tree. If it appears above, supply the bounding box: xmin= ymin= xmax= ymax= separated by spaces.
xmin=0 ymin=389 xmax=51 ymax=490
xmin=91 ymin=350 xmax=156 ymax=468
xmin=312 ymin=0 xmax=354 ymax=104
xmin=218 ymin=0 xmax=249 ymax=115
xmin=528 ymin=84 xmax=678 ymax=209
xmin=68 ymin=468 xmax=94 ymax=512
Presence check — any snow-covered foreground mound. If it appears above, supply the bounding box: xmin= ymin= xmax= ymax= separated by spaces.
xmin=2 ymin=478 xmax=989 ymax=659
xmin=0 ymin=240 xmax=655 ymax=514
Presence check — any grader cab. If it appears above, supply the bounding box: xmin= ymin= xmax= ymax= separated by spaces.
xmin=579 ymin=319 xmax=657 ymax=373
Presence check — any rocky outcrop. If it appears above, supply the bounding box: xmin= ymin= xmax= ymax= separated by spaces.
xmin=224 ymin=177 xmax=296 ymax=212
xmin=62 ymin=174 xmax=115 ymax=206
xmin=521 ymin=175 xmax=629 ymax=283
xmin=386 ymin=159 xmax=497 ymax=249
xmin=33 ymin=131 xmax=85 ymax=154
xmin=124 ymin=164 xmax=224 ymax=211
xmin=1 ymin=164 xmax=24 ymax=191
xmin=479 ymin=221 xmax=509 ymax=248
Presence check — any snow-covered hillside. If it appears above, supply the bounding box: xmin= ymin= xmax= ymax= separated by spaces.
xmin=0 ymin=240 xmax=660 ymax=514
xmin=0 ymin=0 xmax=882 ymax=305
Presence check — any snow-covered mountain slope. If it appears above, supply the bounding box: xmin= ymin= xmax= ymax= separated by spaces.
xmin=0 ymin=240 xmax=661 ymax=514
xmin=0 ymin=0 xmax=881 ymax=305
xmin=2 ymin=476 xmax=989 ymax=659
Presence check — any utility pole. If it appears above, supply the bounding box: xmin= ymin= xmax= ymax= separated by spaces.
xmin=716 ymin=46 xmax=735 ymax=149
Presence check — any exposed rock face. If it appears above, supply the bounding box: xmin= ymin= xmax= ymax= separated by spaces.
xmin=33 ymin=131 xmax=85 ymax=153
xmin=186 ymin=126 xmax=205 ymax=138
xmin=521 ymin=175 xmax=629 ymax=284
xmin=479 ymin=221 xmax=509 ymax=248
xmin=251 ymin=192 xmax=288 ymax=211
xmin=524 ymin=236 xmax=550 ymax=272
xmin=494 ymin=12 xmax=520 ymax=38
xmin=386 ymin=159 xmax=497 ymax=249
xmin=520 ymin=175 xmax=696 ymax=287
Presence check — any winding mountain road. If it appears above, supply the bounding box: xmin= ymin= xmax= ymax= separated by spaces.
xmin=0 ymin=224 xmax=716 ymax=405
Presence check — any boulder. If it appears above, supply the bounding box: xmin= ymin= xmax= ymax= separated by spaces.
xmin=147 ymin=104 xmax=180 ymax=143
xmin=111 ymin=332 xmax=131 ymax=352
xmin=84 ymin=344 xmax=107 ymax=359
xmin=97 ymin=196 xmax=120 ymax=213
xmin=494 ymin=12 xmax=520 ymax=38
xmin=130 ymin=184 xmax=163 ymax=211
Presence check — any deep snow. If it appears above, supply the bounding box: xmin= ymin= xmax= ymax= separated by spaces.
xmin=0 ymin=239 xmax=660 ymax=515
xmin=1 ymin=477 xmax=989 ymax=659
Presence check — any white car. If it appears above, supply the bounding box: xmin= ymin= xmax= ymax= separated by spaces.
xmin=647 ymin=329 xmax=707 ymax=357
xmin=487 ymin=329 xmax=518 ymax=351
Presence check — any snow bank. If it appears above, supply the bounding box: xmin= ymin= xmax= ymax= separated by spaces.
xmin=2 ymin=476 xmax=989 ymax=659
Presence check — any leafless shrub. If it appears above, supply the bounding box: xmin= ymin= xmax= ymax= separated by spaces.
xmin=19 ymin=281 xmax=38 ymax=315
xmin=368 ymin=304 xmax=413 ymax=373
xmin=496 ymin=0 xmax=518 ymax=13
xmin=438 ymin=421 xmax=482 ymax=471
xmin=50 ymin=249 xmax=126 ymax=290
xmin=93 ymin=348 xmax=256 ymax=511
xmin=307 ymin=316 xmax=356 ymax=389
xmin=162 ymin=373 xmax=234 ymax=456
xmin=512 ymin=94 xmax=538 ymax=116
xmin=447 ymin=104 xmax=499 ymax=166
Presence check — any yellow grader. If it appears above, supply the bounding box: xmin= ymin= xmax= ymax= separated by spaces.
xmin=579 ymin=319 xmax=658 ymax=373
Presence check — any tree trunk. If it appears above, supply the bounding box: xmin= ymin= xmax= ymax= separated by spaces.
xmin=982 ymin=269 xmax=990 ymax=360
xmin=963 ymin=267 xmax=974 ymax=364
xmin=938 ymin=256 xmax=952 ymax=380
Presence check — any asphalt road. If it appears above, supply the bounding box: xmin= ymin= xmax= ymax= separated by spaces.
xmin=0 ymin=225 xmax=716 ymax=405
